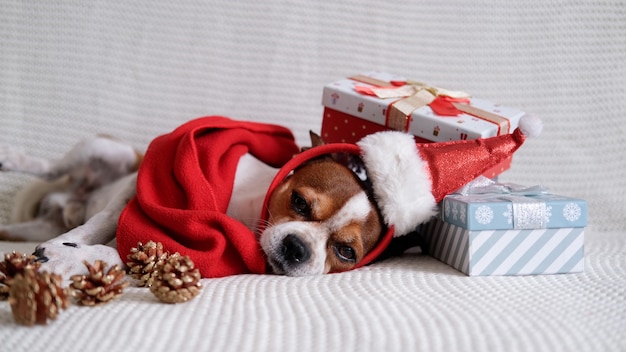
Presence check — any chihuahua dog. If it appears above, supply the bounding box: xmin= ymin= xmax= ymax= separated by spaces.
xmin=0 ymin=131 xmax=384 ymax=280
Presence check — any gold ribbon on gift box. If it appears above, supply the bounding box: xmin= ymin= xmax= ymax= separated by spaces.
xmin=349 ymin=74 xmax=511 ymax=135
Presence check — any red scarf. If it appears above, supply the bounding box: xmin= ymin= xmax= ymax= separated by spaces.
xmin=116 ymin=116 xmax=299 ymax=278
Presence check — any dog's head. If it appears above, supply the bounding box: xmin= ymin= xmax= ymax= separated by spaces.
xmin=260 ymin=133 xmax=384 ymax=276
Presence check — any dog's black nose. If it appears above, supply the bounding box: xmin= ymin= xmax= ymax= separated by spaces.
xmin=281 ymin=234 xmax=310 ymax=264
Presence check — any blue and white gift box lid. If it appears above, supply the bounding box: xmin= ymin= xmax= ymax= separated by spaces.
xmin=442 ymin=177 xmax=588 ymax=231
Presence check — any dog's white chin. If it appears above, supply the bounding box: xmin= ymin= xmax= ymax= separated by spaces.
xmin=260 ymin=222 xmax=327 ymax=276
xmin=265 ymin=258 xmax=326 ymax=277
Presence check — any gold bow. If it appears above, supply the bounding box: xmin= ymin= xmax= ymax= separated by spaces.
xmin=350 ymin=75 xmax=511 ymax=135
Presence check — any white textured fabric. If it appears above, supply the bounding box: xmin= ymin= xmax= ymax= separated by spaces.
xmin=1 ymin=1 xmax=625 ymax=351
xmin=1 ymin=232 xmax=625 ymax=352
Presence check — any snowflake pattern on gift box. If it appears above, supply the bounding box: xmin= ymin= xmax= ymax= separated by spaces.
xmin=503 ymin=204 xmax=552 ymax=225
xmin=444 ymin=200 xmax=464 ymax=223
xmin=475 ymin=205 xmax=494 ymax=225
xmin=563 ymin=202 xmax=582 ymax=222
xmin=459 ymin=205 xmax=466 ymax=224
xmin=503 ymin=205 xmax=513 ymax=224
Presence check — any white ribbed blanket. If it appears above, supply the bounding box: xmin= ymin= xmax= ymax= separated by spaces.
xmin=1 ymin=1 xmax=624 ymax=351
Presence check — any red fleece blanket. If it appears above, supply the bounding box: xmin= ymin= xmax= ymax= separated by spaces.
xmin=116 ymin=116 xmax=300 ymax=278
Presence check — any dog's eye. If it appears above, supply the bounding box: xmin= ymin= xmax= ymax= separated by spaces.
xmin=334 ymin=245 xmax=356 ymax=262
xmin=291 ymin=191 xmax=310 ymax=217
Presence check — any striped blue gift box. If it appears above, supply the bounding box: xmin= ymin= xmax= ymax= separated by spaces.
xmin=421 ymin=218 xmax=584 ymax=276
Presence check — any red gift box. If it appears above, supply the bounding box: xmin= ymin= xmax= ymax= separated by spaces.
xmin=321 ymin=72 xmax=522 ymax=178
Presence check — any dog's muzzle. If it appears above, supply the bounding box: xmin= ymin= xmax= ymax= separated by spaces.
xmin=260 ymin=222 xmax=327 ymax=276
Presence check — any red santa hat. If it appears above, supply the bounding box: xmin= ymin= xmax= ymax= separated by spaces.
xmin=358 ymin=113 xmax=542 ymax=237
xmin=261 ymin=113 xmax=542 ymax=268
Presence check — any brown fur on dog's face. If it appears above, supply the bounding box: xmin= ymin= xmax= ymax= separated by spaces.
xmin=261 ymin=158 xmax=383 ymax=276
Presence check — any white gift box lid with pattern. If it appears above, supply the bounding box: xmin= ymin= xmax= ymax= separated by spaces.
xmin=321 ymin=71 xmax=526 ymax=142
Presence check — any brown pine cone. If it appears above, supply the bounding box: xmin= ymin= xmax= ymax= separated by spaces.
xmin=69 ymin=260 xmax=130 ymax=306
xmin=150 ymin=253 xmax=202 ymax=304
xmin=0 ymin=251 xmax=42 ymax=300
xmin=9 ymin=269 xmax=70 ymax=326
xmin=126 ymin=241 xmax=169 ymax=287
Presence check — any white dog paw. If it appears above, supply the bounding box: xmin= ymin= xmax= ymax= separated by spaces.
xmin=0 ymin=144 xmax=19 ymax=171
xmin=34 ymin=242 xmax=124 ymax=283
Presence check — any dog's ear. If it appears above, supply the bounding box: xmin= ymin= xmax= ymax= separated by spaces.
xmin=296 ymin=131 xmax=337 ymax=168
xmin=299 ymin=131 xmax=355 ymax=170
xmin=309 ymin=131 xmax=326 ymax=148
xmin=298 ymin=130 xmax=370 ymax=183
xmin=300 ymin=131 xmax=326 ymax=153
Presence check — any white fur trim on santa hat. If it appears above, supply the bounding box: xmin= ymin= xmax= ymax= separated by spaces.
xmin=357 ymin=131 xmax=437 ymax=237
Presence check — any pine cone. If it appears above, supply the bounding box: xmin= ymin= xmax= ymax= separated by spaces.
xmin=126 ymin=241 xmax=169 ymax=287
xmin=150 ymin=253 xmax=202 ymax=304
xmin=0 ymin=251 xmax=42 ymax=300
xmin=69 ymin=260 xmax=130 ymax=306
xmin=9 ymin=269 xmax=70 ymax=326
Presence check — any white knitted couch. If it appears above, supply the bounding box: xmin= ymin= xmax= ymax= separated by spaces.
xmin=1 ymin=2 xmax=624 ymax=351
